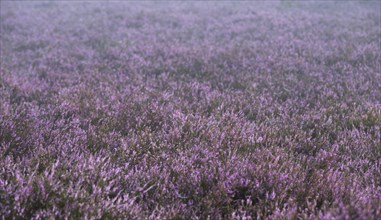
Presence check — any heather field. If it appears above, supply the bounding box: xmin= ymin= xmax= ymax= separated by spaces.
xmin=0 ymin=1 xmax=380 ymax=219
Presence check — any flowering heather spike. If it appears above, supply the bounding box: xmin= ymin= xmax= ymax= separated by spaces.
xmin=0 ymin=1 xmax=381 ymax=219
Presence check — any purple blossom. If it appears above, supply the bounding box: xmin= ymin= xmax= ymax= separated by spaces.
xmin=0 ymin=1 xmax=380 ymax=219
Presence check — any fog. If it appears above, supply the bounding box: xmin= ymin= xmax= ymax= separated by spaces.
xmin=1 ymin=1 xmax=380 ymax=219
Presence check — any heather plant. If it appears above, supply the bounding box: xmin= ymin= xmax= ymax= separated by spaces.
xmin=0 ymin=1 xmax=380 ymax=219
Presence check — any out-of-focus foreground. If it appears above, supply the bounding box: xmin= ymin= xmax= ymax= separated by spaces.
xmin=0 ymin=1 xmax=380 ymax=219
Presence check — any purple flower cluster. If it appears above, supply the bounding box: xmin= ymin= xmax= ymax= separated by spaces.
xmin=1 ymin=1 xmax=380 ymax=219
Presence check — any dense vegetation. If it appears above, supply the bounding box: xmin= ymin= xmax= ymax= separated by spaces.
xmin=1 ymin=1 xmax=380 ymax=219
